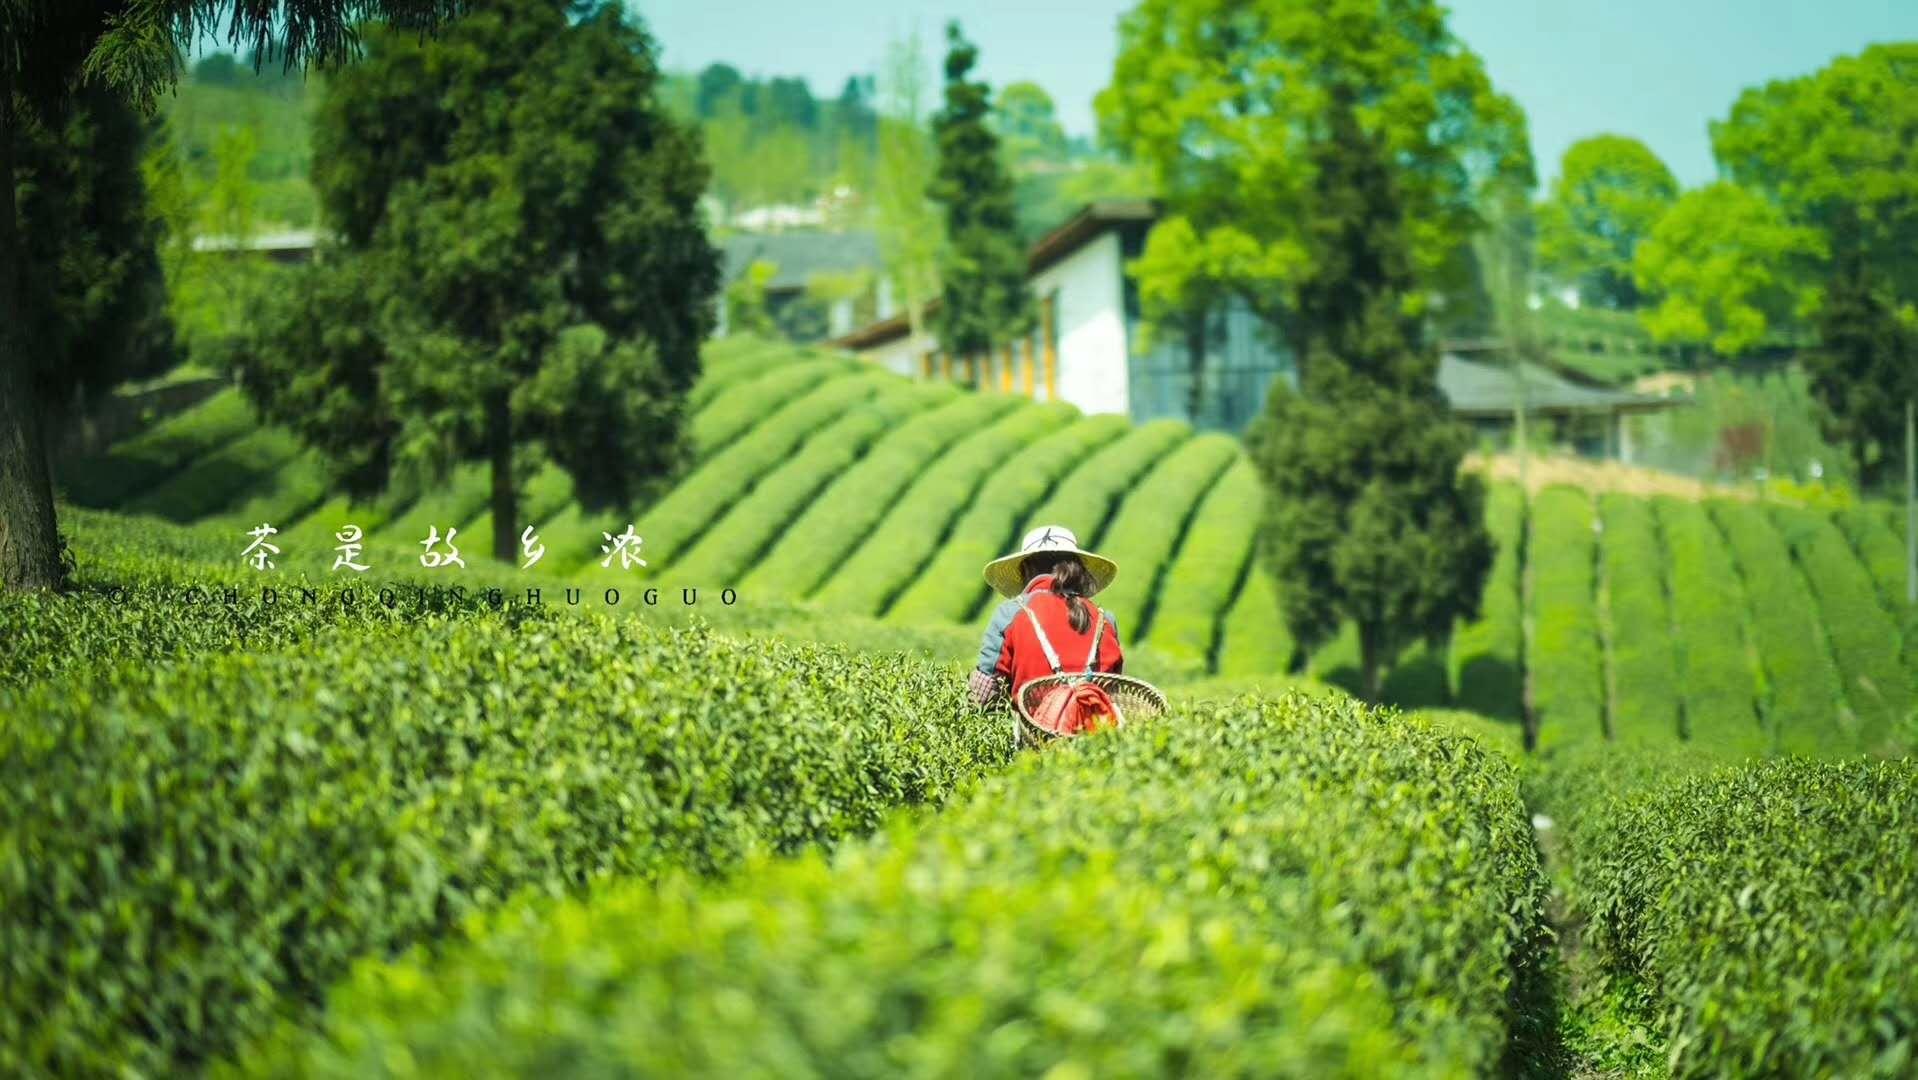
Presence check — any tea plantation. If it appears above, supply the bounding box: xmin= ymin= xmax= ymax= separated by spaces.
xmin=7 ymin=335 xmax=1913 ymax=1075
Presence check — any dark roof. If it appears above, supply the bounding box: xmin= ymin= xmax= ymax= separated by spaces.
xmin=1439 ymin=353 xmax=1681 ymax=416
xmin=828 ymin=201 xmax=1159 ymax=349
xmin=1026 ymin=200 xmax=1158 ymax=276
xmin=722 ymin=231 xmax=879 ymax=292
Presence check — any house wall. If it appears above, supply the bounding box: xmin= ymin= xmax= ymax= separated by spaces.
xmin=863 ymin=331 xmax=929 ymax=378
xmin=1029 ymin=230 xmax=1130 ymax=417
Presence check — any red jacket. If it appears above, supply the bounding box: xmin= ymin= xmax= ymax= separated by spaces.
xmin=977 ymin=574 xmax=1124 ymax=692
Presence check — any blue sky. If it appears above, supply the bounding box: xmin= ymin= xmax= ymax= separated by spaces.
xmin=630 ymin=0 xmax=1918 ymax=189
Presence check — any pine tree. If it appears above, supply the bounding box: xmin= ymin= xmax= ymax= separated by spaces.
xmin=928 ymin=22 xmax=1031 ymax=362
xmin=1246 ymin=91 xmax=1492 ymax=702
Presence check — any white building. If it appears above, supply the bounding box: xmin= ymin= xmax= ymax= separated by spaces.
xmin=831 ymin=201 xmax=1295 ymax=431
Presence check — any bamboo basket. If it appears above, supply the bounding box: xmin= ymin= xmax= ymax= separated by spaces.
xmin=1013 ymin=672 xmax=1168 ymax=748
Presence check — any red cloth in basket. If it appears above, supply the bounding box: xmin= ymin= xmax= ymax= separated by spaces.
xmin=1026 ymin=679 xmax=1119 ymax=736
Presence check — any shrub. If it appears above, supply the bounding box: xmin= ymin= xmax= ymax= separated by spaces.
xmin=666 ymin=382 xmax=949 ymax=587
xmin=810 ymin=402 xmax=1077 ymax=616
xmin=964 ymin=418 xmax=1192 ymax=621
xmin=576 ymin=370 xmax=884 ymax=574
xmin=58 ymin=388 xmax=257 ymax=507
xmin=0 ymin=613 xmax=1008 ymax=1076
xmin=359 ymin=462 xmax=494 ymax=565
xmin=1083 ymin=433 xmax=1241 ymax=639
xmin=1652 ymin=498 xmax=1767 ymax=758
xmin=1834 ymin=505 xmax=1918 ymax=688
xmin=685 ymin=336 xmax=787 ymax=411
xmin=741 ymin=389 xmax=1010 ymax=600
xmin=124 ymin=425 xmax=309 ymax=523
xmin=1214 ymin=560 xmax=1296 ymax=677
xmin=1528 ymin=486 xmax=1604 ymax=750
xmin=1563 ymin=754 xmax=1918 ymax=1078
xmin=887 ymin=414 xmax=1132 ymax=623
xmin=1451 ymin=483 xmax=1524 ymax=721
xmin=1709 ymin=500 xmax=1848 ymax=755
xmin=235 ymin=694 xmax=1553 ymax=1079
xmin=1140 ymin=457 xmax=1263 ymax=669
xmin=687 ymin=352 xmax=857 ymax=456
xmin=1597 ymin=494 xmax=1681 ymax=747
xmin=1768 ymin=505 xmax=1909 ymax=754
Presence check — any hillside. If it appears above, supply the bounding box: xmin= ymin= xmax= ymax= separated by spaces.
xmin=59 ymin=336 xmax=1916 ymax=759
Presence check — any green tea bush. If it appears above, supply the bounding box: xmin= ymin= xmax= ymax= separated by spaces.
xmin=236 ymin=694 xmax=1554 ymax=1079
xmin=1652 ymin=498 xmax=1767 ymax=758
xmin=1564 ymin=754 xmax=1918 ymax=1078
xmin=1140 ymin=458 xmax=1262 ymax=668
xmin=59 ymin=387 xmax=256 ymax=507
xmin=888 ymin=414 xmax=1131 ymax=623
xmin=365 ymin=461 xmax=493 ymax=561
xmin=687 ymin=351 xmax=857 ymax=456
xmin=812 ymin=402 xmax=1076 ymax=616
xmin=1835 ymin=506 xmax=1918 ymax=687
xmin=685 ymin=337 xmax=786 ymax=411
xmin=1086 ymin=433 xmax=1241 ymax=638
xmin=668 ymin=382 xmax=947 ymax=586
xmin=1528 ymin=486 xmax=1604 ymax=749
xmin=611 ymin=371 xmax=884 ymax=573
xmin=1597 ymin=494 xmax=1680 ymax=746
xmin=0 ymin=614 xmax=1008 ymax=1076
xmin=1770 ymin=505 xmax=1910 ymax=754
xmin=1451 ymin=483 xmax=1524 ymax=721
xmin=1709 ymin=500 xmax=1848 ymax=755
xmin=1214 ymin=561 xmax=1295 ymax=676
xmin=965 ymin=418 xmax=1191 ymax=621
xmin=125 ymin=425 xmax=309 ymax=523
xmin=742 ymin=390 xmax=1008 ymax=599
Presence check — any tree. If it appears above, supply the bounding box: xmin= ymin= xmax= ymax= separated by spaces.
xmin=873 ymin=29 xmax=943 ymax=349
xmin=929 ymin=22 xmax=1032 ymax=360
xmin=16 ymin=83 xmax=173 ymax=437
xmin=994 ymin=81 xmax=1067 ymax=169
xmin=1245 ymin=91 xmax=1492 ymax=702
xmin=1098 ymin=0 xmax=1534 ymax=355
xmin=1632 ymin=181 xmax=1823 ymax=358
xmin=0 ymin=0 xmax=461 ymax=592
xmin=238 ymin=0 xmax=719 ymax=563
xmin=1803 ymin=245 xmax=1917 ymax=490
xmin=1712 ymin=44 xmax=1918 ymax=481
xmin=1535 ymin=134 xmax=1677 ymax=309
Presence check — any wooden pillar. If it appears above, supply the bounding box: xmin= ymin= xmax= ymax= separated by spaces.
xmin=999 ymin=343 xmax=1014 ymax=393
xmin=920 ymin=352 xmax=934 ymax=380
xmin=1020 ymin=336 xmax=1035 ymax=397
xmin=940 ymin=351 xmax=952 ymax=382
xmin=1041 ymin=295 xmax=1058 ymax=402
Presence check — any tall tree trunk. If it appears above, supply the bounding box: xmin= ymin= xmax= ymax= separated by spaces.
xmin=0 ymin=79 xmax=65 ymax=593
xmin=488 ymin=392 xmax=516 ymax=564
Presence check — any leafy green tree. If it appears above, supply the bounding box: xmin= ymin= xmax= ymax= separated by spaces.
xmin=1632 ymin=181 xmax=1823 ymax=358
xmin=724 ymin=260 xmax=779 ymax=338
xmin=929 ymin=22 xmax=1032 ymax=360
xmin=1246 ymin=91 xmax=1491 ymax=702
xmin=1098 ymin=0 xmax=1534 ymax=347
xmin=239 ymin=0 xmax=719 ymax=562
xmin=17 ymin=84 xmax=173 ymax=431
xmin=994 ymin=81 xmax=1068 ymax=168
xmin=1535 ymin=134 xmax=1678 ymax=309
xmin=1804 ymin=247 xmax=1917 ymax=490
xmin=1712 ymin=44 xmax=1918 ymax=481
xmin=0 ymin=0 xmax=460 ymax=592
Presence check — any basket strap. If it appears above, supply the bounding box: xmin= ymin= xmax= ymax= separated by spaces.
xmin=1020 ymin=603 xmax=1064 ymax=674
xmin=1083 ymin=609 xmax=1107 ymax=674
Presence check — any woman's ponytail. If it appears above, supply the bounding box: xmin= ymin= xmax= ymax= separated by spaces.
xmin=1049 ymin=556 xmax=1095 ymax=633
